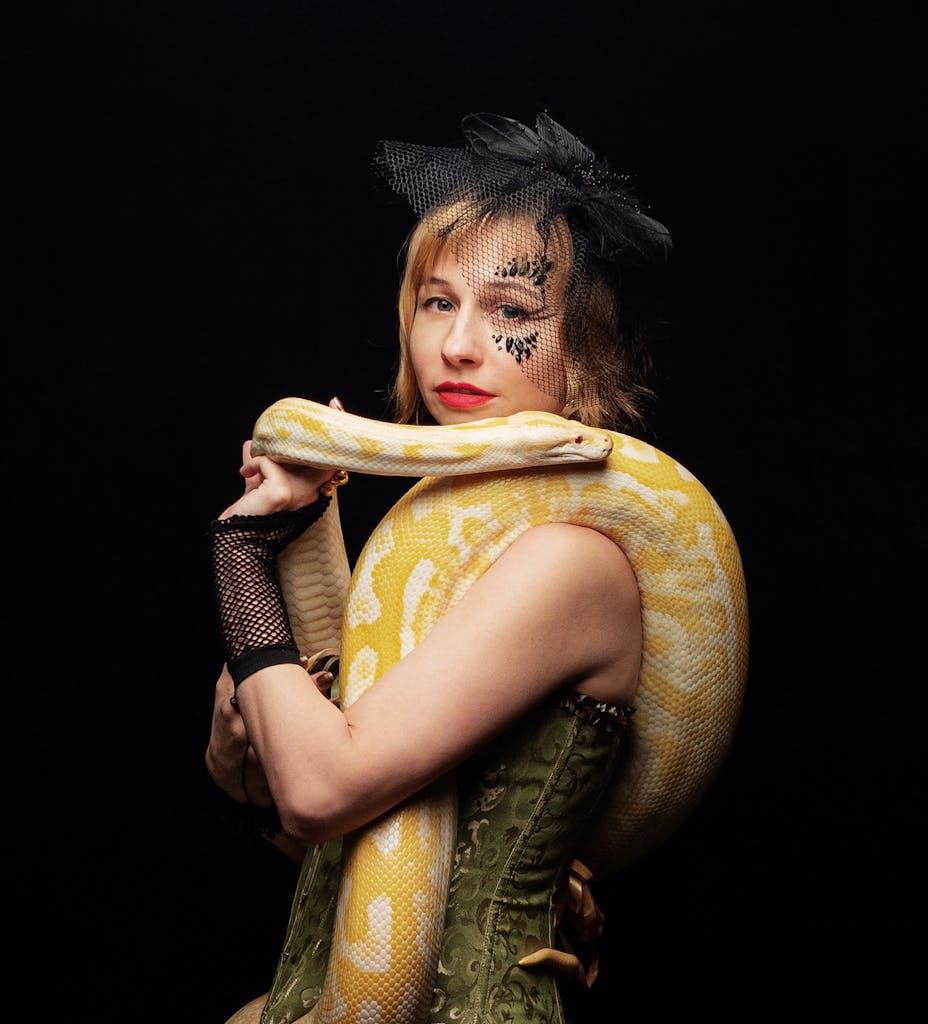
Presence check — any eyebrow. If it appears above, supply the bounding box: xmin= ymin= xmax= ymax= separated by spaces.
xmin=422 ymin=274 xmax=539 ymax=294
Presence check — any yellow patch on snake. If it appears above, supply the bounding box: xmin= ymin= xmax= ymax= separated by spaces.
xmin=346 ymin=523 xmax=395 ymax=629
xmin=400 ymin=440 xmax=494 ymax=462
xmin=344 ymin=647 xmax=379 ymax=703
xmin=400 ymin=561 xmax=435 ymax=658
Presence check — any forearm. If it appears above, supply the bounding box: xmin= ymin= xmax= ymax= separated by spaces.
xmin=232 ymin=664 xmax=380 ymax=844
xmin=210 ymin=504 xmax=332 ymax=685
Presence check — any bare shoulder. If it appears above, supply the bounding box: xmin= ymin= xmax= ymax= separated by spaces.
xmin=485 ymin=522 xmax=642 ymax=704
xmin=497 ymin=522 xmax=638 ymax=606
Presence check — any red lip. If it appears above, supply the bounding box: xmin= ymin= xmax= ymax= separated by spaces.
xmin=435 ymin=381 xmax=494 ymax=409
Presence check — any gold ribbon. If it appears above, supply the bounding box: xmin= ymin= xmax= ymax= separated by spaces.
xmin=517 ymin=858 xmax=605 ymax=987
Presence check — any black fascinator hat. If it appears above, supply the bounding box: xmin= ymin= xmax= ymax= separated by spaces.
xmin=373 ymin=112 xmax=671 ymax=433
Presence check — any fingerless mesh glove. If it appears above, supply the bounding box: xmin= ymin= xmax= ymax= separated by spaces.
xmin=208 ymin=498 xmax=331 ymax=688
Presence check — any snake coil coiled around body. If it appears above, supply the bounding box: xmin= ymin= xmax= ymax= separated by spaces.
xmin=242 ymin=396 xmax=748 ymax=1024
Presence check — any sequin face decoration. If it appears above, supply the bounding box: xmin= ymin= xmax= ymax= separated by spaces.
xmin=491 ymin=255 xmax=555 ymax=364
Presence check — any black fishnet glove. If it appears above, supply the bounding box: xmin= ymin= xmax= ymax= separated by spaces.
xmin=208 ymin=497 xmax=331 ymax=688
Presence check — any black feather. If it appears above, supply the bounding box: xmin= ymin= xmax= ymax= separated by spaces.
xmin=534 ymin=112 xmax=596 ymax=170
xmin=461 ymin=113 xmax=544 ymax=162
xmin=463 ymin=111 xmax=607 ymax=186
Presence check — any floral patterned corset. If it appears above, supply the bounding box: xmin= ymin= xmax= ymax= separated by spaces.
xmin=428 ymin=691 xmax=629 ymax=1024
xmin=260 ymin=691 xmax=629 ymax=1024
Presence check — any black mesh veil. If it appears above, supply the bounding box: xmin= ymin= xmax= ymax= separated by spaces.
xmin=371 ymin=112 xmax=672 ymax=432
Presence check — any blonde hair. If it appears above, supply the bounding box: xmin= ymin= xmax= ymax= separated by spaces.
xmin=389 ymin=203 xmax=653 ymax=433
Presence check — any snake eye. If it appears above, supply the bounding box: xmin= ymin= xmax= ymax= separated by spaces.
xmin=575 ymin=436 xmax=583 ymax=444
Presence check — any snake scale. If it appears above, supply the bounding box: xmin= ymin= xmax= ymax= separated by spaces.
xmin=242 ymin=395 xmax=748 ymax=1024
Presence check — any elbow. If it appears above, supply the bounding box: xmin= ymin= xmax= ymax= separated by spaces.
xmin=277 ymin=806 xmax=341 ymax=846
xmin=266 ymin=741 xmax=397 ymax=845
xmin=277 ymin=810 xmax=331 ymax=846
xmin=272 ymin=779 xmax=354 ymax=846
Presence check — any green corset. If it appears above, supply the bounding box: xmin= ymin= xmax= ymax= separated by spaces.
xmin=262 ymin=692 xmax=628 ymax=1024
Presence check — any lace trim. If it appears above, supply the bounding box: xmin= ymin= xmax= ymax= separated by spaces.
xmin=556 ymin=690 xmax=635 ymax=732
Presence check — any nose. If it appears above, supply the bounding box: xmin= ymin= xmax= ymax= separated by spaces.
xmin=441 ymin=307 xmax=486 ymax=368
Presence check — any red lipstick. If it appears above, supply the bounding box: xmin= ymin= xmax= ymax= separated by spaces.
xmin=435 ymin=382 xmax=494 ymax=409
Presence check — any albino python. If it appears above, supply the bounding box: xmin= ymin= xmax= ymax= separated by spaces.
xmin=230 ymin=396 xmax=749 ymax=1024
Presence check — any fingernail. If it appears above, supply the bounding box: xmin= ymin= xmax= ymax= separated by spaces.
xmin=331 ymin=395 xmax=345 ymax=411
xmin=317 ymin=671 xmax=335 ymax=686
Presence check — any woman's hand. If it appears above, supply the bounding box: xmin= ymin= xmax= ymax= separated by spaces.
xmin=219 ymin=396 xmax=346 ymax=520
xmin=217 ymin=441 xmax=333 ymax=520
xmin=206 ymin=662 xmax=340 ymax=806
xmin=205 ymin=665 xmax=273 ymax=806
xmin=206 ymin=664 xmax=323 ymax=864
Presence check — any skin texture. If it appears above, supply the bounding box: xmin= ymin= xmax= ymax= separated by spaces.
xmin=206 ymin=235 xmax=642 ymax=849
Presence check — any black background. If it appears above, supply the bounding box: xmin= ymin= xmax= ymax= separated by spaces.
xmin=10 ymin=3 xmax=917 ymax=1022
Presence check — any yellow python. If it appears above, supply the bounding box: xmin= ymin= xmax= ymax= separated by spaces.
xmin=235 ymin=395 xmax=749 ymax=1024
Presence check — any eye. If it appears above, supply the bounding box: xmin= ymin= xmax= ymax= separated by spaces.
xmin=498 ymin=303 xmax=530 ymax=321
xmin=422 ymin=296 xmax=455 ymax=313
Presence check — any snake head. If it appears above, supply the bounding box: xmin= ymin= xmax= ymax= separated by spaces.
xmin=507 ymin=411 xmax=614 ymax=463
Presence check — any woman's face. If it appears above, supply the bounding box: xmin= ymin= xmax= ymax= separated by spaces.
xmin=409 ymin=219 xmax=568 ymax=425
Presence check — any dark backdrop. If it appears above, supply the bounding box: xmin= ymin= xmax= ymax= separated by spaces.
xmin=10 ymin=3 xmax=914 ymax=1022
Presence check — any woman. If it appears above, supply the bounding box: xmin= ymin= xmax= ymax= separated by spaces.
xmin=207 ymin=112 xmax=673 ymax=1023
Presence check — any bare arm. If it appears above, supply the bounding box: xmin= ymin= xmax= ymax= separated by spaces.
xmin=235 ymin=519 xmax=641 ymax=846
